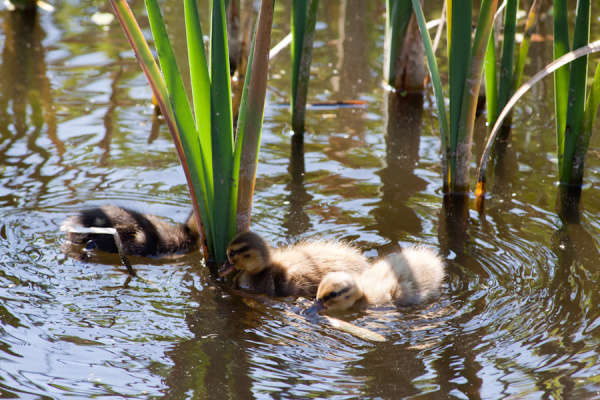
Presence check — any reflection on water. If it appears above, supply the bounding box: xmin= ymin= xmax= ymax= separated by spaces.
xmin=1 ymin=1 xmax=600 ymax=399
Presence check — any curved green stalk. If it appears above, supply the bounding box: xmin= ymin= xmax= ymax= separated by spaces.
xmin=476 ymin=40 xmax=600 ymax=201
xmin=411 ymin=0 xmax=450 ymax=187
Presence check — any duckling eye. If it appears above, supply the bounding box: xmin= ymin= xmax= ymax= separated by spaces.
xmin=322 ymin=291 xmax=339 ymax=302
xmin=323 ymin=287 xmax=350 ymax=302
xmin=228 ymin=249 xmax=238 ymax=259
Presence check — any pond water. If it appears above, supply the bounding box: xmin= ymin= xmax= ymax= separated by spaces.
xmin=1 ymin=1 xmax=600 ymax=399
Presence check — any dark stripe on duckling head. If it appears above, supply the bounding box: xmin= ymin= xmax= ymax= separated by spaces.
xmin=321 ymin=286 xmax=350 ymax=302
xmin=227 ymin=244 xmax=252 ymax=259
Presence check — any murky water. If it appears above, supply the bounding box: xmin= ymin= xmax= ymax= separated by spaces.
xmin=1 ymin=1 xmax=600 ymax=398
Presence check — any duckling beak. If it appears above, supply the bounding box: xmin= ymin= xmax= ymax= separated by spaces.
xmin=218 ymin=260 xmax=236 ymax=277
xmin=305 ymin=299 xmax=325 ymax=315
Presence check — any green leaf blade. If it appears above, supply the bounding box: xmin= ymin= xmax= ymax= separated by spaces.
xmin=210 ymin=0 xmax=235 ymax=261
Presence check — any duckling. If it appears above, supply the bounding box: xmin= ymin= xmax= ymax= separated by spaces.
xmin=218 ymin=231 xmax=371 ymax=297
xmin=61 ymin=205 xmax=199 ymax=257
xmin=306 ymin=245 xmax=444 ymax=313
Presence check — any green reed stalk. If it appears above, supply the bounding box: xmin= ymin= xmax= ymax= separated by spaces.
xmin=412 ymin=0 xmax=497 ymax=193
xmin=209 ymin=0 xmax=235 ymax=260
xmin=512 ymin=0 xmax=541 ymax=94
xmin=184 ymin=0 xmax=213 ymax=224
xmin=557 ymin=0 xmax=591 ymax=186
xmin=231 ymin=0 xmax=273 ymax=234
xmin=496 ymin=0 xmax=518 ymax=118
xmin=384 ymin=0 xmax=413 ymax=88
xmin=291 ymin=0 xmax=319 ymax=133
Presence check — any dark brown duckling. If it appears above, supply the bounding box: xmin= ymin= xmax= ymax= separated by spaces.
xmin=61 ymin=205 xmax=199 ymax=257
xmin=218 ymin=231 xmax=371 ymax=297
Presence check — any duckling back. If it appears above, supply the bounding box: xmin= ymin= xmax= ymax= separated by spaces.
xmin=361 ymin=245 xmax=444 ymax=306
xmin=236 ymin=239 xmax=370 ymax=297
xmin=62 ymin=206 xmax=199 ymax=257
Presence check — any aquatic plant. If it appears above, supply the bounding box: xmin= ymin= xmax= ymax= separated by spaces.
xmin=476 ymin=2 xmax=600 ymax=210
xmin=411 ymin=0 xmax=498 ymax=195
xmin=291 ymin=0 xmax=319 ymax=133
xmin=475 ymin=41 xmax=600 ymax=208
xmin=109 ymin=0 xmax=273 ymax=263
xmin=485 ymin=0 xmax=541 ymax=137
xmin=553 ymin=0 xmax=599 ymax=188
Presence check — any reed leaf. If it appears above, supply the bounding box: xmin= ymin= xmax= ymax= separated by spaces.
xmin=183 ymin=0 xmax=215 ymax=252
xmin=291 ymin=0 xmax=306 ymax=116
xmin=145 ymin=0 xmax=217 ymax=256
xmin=210 ymin=0 xmax=235 ymax=260
xmin=454 ymin=0 xmax=497 ymax=191
xmin=231 ymin=0 xmax=273 ymax=234
xmin=497 ymin=0 xmax=518 ymax=112
xmin=108 ymin=0 xmax=210 ymax=257
xmin=553 ymin=0 xmax=570 ymax=137
xmin=384 ymin=0 xmax=413 ymax=86
xmin=572 ymin=59 xmax=600 ymax=184
xmin=512 ymin=0 xmax=541 ymax=91
xmin=411 ymin=0 xmax=450 ymax=186
xmin=291 ymin=0 xmax=319 ymax=133
xmin=485 ymin=30 xmax=498 ymax=124
xmin=448 ymin=0 xmax=471 ymax=149
xmin=559 ymin=0 xmax=590 ymax=184
xmin=184 ymin=0 xmax=213 ymax=188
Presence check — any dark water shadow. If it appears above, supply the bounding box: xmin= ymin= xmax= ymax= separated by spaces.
xmin=368 ymin=92 xmax=427 ymax=253
xmin=161 ymin=288 xmax=255 ymax=399
xmin=435 ymin=194 xmax=487 ymax=399
xmin=0 ymin=7 xmax=60 ymax=209
xmin=282 ymin=132 xmax=312 ymax=238
xmin=97 ymin=57 xmax=125 ymax=166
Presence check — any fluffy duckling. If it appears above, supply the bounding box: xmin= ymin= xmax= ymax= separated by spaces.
xmin=61 ymin=205 xmax=199 ymax=257
xmin=307 ymin=245 xmax=445 ymax=313
xmin=218 ymin=231 xmax=371 ymax=297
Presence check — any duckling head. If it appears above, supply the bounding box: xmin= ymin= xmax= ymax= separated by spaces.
xmin=306 ymin=272 xmax=363 ymax=313
xmin=218 ymin=231 xmax=272 ymax=277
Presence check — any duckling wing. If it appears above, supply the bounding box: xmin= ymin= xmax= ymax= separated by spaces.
xmin=269 ymin=241 xmax=371 ymax=297
xmin=386 ymin=246 xmax=445 ymax=305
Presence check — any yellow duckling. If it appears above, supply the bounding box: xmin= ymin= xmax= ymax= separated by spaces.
xmin=306 ymin=245 xmax=445 ymax=313
xmin=218 ymin=231 xmax=371 ymax=297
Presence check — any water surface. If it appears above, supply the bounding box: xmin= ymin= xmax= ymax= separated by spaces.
xmin=1 ymin=1 xmax=600 ymax=399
